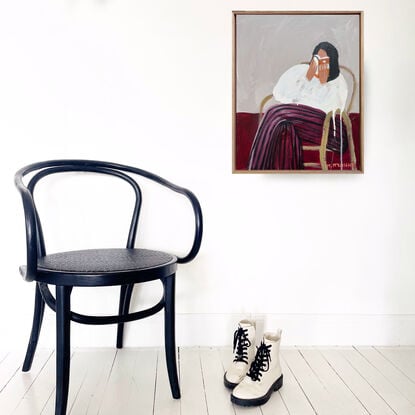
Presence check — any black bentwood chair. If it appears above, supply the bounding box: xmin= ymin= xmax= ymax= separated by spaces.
xmin=15 ymin=160 xmax=203 ymax=415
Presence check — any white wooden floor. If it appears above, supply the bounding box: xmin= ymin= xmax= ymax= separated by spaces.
xmin=1 ymin=347 xmax=415 ymax=414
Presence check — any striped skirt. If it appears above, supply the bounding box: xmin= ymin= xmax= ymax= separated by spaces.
xmin=248 ymin=104 xmax=348 ymax=170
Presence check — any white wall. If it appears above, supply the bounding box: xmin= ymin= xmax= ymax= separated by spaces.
xmin=1 ymin=0 xmax=415 ymax=348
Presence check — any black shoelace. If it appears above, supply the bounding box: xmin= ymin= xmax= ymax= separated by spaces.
xmin=233 ymin=326 xmax=252 ymax=364
xmin=246 ymin=340 xmax=272 ymax=382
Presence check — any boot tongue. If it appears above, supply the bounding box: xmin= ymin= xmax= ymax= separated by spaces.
xmin=263 ymin=329 xmax=282 ymax=346
xmin=239 ymin=321 xmax=255 ymax=339
xmin=239 ymin=320 xmax=254 ymax=330
xmin=262 ymin=332 xmax=282 ymax=370
xmin=264 ymin=337 xmax=277 ymax=347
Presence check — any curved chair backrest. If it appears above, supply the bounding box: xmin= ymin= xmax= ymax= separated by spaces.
xmin=15 ymin=160 xmax=203 ymax=282
xmin=339 ymin=65 xmax=356 ymax=114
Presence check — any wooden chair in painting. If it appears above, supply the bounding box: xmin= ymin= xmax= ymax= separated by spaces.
xmin=258 ymin=65 xmax=357 ymax=171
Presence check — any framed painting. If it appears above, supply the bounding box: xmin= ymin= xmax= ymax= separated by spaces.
xmin=232 ymin=11 xmax=364 ymax=173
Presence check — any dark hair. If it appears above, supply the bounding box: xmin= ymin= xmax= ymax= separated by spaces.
xmin=312 ymin=41 xmax=340 ymax=81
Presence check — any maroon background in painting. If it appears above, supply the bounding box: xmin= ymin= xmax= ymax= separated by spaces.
xmin=235 ymin=112 xmax=361 ymax=171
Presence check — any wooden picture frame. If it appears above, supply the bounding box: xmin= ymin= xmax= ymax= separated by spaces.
xmin=232 ymin=11 xmax=364 ymax=173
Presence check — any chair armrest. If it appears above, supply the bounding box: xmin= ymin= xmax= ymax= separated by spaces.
xmin=259 ymin=94 xmax=274 ymax=123
xmin=103 ymin=162 xmax=203 ymax=264
xmin=14 ymin=180 xmax=38 ymax=282
xmin=174 ymin=188 xmax=203 ymax=264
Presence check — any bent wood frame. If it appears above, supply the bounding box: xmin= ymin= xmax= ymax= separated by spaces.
xmin=15 ymin=159 xmax=203 ymax=415
xmin=15 ymin=160 xmax=203 ymax=283
xmin=15 ymin=158 xmax=203 ymax=329
xmin=232 ymin=10 xmax=364 ymax=174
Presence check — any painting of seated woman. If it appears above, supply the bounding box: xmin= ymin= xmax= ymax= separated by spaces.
xmin=233 ymin=12 xmax=363 ymax=173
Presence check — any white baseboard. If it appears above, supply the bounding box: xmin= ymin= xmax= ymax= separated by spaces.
xmin=62 ymin=313 xmax=415 ymax=347
xmin=8 ymin=312 xmax=415 ymax=349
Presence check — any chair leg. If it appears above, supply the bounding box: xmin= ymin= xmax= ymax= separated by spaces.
xmin=163 ymin=275 xmax=181 ymax=399
xmin=55 ymin=285 xmax=71 ymax=415
xmin=116 ymin=284 xmax=134 ymax=349
xmin=23 ymin=282 xmax=46 ymax=372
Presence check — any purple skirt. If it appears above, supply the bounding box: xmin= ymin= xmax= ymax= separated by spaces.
xmin=248 ymin=104 xmax=348 ymax=170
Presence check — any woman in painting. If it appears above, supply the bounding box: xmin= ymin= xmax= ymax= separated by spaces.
xmin=248 ymin=41 xmax=350 ymax=170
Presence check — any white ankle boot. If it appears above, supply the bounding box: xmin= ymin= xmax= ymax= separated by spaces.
xmin=231 ymin=330 xmax=283 ymax=406
xmin=224 ymin=319 xmax=256 ymax=389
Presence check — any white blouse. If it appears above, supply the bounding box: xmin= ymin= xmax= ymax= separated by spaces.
xmin=273 ymin=64 xmax=348 ymax=114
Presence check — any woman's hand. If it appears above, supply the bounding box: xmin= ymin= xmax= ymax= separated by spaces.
xmin=306 ymin=55 xmax=330 ymax=84
xmin=318 ymin=60 xmax=329 ymax=84
xmin=306 ymin=58 xmax=317 ymax=81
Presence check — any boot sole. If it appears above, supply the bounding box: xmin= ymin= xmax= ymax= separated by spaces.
xmin=223 ymin=373 xmax=239 ymax=389
xmin=231 ymin=374 xmax=283 ymax=407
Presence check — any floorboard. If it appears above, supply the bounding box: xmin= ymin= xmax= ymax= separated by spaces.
xmin=179 ymin=347 xmax=208 ymax=415
xmin=98 ymin=348 xmax=157 ymax=415
xmin=357 ymin=347 xmax=415 ymax=407
xmin=200 ymin=347 xmax=235 ymax=415
xmin=320 ymin=348 xmax=396 ymax=415
xmin=283 ymin=349 xmax=344 ymax=415
xmin=376 ymin=347 xmax=415 ymax=383
xmin=0 ymin=351 xmax=25 ymax=393
xmin=13 ymin=351 xmax=57 ymax=415
xmin=279 ymin=353 xmax=316 ymax=415
xmin=153 ymin=349 xmax=181 ymax=415
xmin=0 ymin=350 xmax=52 ymax=415
xmin=299 ymin=348 xmax=368 ymax=415
xmin=341 ymin=348 xmax=415 ymax=415
xmin=0 ymin=347 xmax=414 ymax=415
xmin=69 ymin=348 xmax=116 ymax=414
